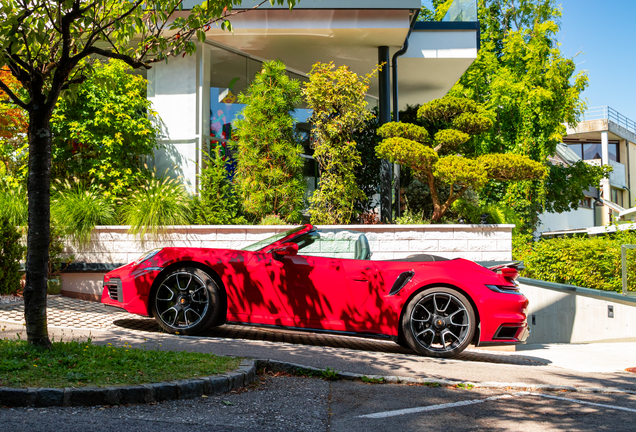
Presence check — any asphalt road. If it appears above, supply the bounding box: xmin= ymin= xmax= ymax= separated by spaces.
xmin=2 ymin=375 xmax=636 ymax=431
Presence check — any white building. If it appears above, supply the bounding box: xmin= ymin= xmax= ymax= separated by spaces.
xmin=145 ymin=0 xmax=481 ymax=221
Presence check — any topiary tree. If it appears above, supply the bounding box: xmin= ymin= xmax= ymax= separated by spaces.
xmin=303 ymin=62 xmax=380 ymax=225
xmin=233 ymin=60 xmax=305 ymax=223
xmin=377 ymin=97 xmax=547 ymax=222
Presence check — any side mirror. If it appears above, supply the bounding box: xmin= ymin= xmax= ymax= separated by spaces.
xmin=272 ymin=242 xmax=299 ymax=257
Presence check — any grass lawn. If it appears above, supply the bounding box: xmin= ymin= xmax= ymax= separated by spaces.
xmin=0 ymin=338 xmax=241 ymax=388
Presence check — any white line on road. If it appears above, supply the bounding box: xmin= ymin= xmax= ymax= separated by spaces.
xmin=359 ymin=391 xmax=636 ymax=419
xmin=525 ymin=392 xmax=636 ymax=414
xmin=358 ymin=394 xmax=515 ymax=419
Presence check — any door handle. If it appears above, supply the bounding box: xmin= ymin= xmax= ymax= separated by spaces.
xmin=353 ymin=278 xmax=369 ymax=282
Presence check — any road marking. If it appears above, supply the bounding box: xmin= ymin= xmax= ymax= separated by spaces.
xmin=360 ymin=391 xmax=636 ymax=419
xmin=358 ymin=394 xmax=515 ymax=419
xmin=525 ymin=392 xmax=636 ymax=414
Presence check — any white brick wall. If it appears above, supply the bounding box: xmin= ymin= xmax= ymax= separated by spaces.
xmin=63 ymin=224 xmax=514 ymax=264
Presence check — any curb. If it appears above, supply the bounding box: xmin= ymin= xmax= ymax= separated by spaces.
xmin=0 ymin=359 xmax=256 ymax=408
xmin=256 ymin=359 xmax=636 ymax=395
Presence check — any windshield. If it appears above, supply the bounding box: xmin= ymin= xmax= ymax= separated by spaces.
xmin=241 ymin=225 xmax=307 ymax=252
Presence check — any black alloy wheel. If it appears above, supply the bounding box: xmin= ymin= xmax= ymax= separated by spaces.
xmin=151 ymin=267 xmax=221 ymax=335
xmin=401 ymin=287 xmax=476 ymax=358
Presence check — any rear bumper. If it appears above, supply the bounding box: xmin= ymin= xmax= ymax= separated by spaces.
xmin=477 ymin=325 xmax=530 ymax=347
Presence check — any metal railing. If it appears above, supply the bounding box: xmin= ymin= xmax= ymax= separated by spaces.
xmin=583 ymin=106 xmax=636 ymax=135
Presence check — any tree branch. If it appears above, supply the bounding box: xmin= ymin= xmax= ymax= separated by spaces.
xmin=0 ymin=77 xmax=29 ymax=110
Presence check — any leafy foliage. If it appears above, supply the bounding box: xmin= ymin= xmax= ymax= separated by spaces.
xmin=303 ymin=62 xmax=379 ymax=225
xmin=0 ymin=215 xmax=25 ymax=295
xmin=522 ymin=230 xmax=636 ymax=292
xmin=51 ymin=179 xmax=117 ymax=246
xmin=0 ymin=181 xmax=28 ymax=227
xmin=0 ymin=69 xmax=28 ymax=185
xmin=233 ymin=60 xmax=305 ymax=223
xmin=444 ymin=0 xmax=595 ymax=230
xmin=259 ymin=214 xmax=287 ymax=225
xmin=50 ymin=59 xmax=159 ymax=199
xmin=193 ymin=149 xmax=247 ymax=225
xmin=377 ymin=96 xmax=546 ymax=222
xmin=544 ymin=161 xmax=612 ymax=214
xmin=353 ymin=108 xmax=382 ymax=217
xmin=120 ymin=169 xmax=191 ymax=239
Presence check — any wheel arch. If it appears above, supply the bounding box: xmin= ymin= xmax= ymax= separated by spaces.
xmin=396 ymin=282 xmax=482 ymax=347
xmin=148 ymin=260 xmax=228 ymax=325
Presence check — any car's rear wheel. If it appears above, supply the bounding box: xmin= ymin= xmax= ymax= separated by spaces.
xmin=401 ymin=287 xmax=475 ymax=358
xmin=151 ymin=267 xmax=221 ymax=335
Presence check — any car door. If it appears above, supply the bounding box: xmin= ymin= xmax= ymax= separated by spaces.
xmin=267 ymin=232 xmax=356 ymax=330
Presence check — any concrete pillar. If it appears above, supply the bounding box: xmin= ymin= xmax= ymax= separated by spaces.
xmin=378 ymin=46 xmax=392 ymax=223
xmin=600 ymin=130 xmax=612 ymax=223
xmin=147 ymin=43 xmax=208 ymax=194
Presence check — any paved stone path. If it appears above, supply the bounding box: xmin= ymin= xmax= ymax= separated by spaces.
xmin=0 ymin=296 xmax=541 ymax=367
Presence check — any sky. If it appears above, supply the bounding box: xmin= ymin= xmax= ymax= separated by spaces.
xmin=422 ymin=0 xmax=636 ymax=122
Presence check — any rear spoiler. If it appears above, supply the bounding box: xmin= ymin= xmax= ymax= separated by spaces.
xmin=487 ymin=261 xmax=522 ymax=271
xmin=487 ymin=261 xmax=522 ymax=282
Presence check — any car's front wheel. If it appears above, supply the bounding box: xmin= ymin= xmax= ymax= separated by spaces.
xmin=401 ymin=288 xmax=475 ymax=358
xmin=150 ymin=267 xmax=221 ymax=335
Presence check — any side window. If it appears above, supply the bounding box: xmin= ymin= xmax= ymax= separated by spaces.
xmin=290 ymin=230 xmax=360 ymax=260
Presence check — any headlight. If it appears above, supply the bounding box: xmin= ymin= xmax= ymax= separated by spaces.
xmin=485 ymin=284 xmax=523 ymax=295
xmin=132 ymin=248 xmax=162 ymax=266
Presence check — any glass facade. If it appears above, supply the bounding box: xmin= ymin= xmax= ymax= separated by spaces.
xmin=441 ymin=0 xmax=478 ymax=22
xmin=207 ymin=45 xmax=314 ymax=197
xmin=566 ymin=142 xmax=619 ymax=163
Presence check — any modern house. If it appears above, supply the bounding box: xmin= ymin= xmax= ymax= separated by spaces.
xmin=537 ymin=106 xmax=636 ymax=236
xmin=147 ymin=0 xmax=481 ymax=220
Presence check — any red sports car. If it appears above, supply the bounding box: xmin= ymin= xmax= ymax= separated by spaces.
xmin=101 ymin=224 xmax=529 ymax=358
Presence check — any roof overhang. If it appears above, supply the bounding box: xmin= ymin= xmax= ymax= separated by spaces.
xmin=176 ymin=2 xmax=478 ymax=107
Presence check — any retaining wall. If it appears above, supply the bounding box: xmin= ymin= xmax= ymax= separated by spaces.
xmin=519 ymin=277 xmax=636 ymax=344
xmin=60 ymin=224 xmax=514 ymax=301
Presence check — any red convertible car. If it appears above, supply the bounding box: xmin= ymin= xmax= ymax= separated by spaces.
xmin=101 ymin=224 xmax=529 ymax=358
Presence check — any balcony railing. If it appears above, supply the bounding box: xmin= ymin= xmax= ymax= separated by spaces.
xmin=583 ymin=106 xmax=636 ymax=135
xmin=441 ymin=0 xmax=478 ymax=22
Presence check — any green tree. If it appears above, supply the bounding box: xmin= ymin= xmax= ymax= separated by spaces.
xmin=50 ymin=59 xmax=159 ymax=199
xmin=0 ymin=215 xmax=25 ymax=295
xmin=0 ymin=0 xmax=297 ymax=347
xmin=377 ymin=96 xmax=546 ymax=222
xmin=443 ymin=0 xmax=602 ymax=230
xmin=193 ymin=148 xmax=247 ymax=225
xmin=233 ymin=60 xmax=305 ymax=223
xmin=303 ymin=62 xmax=379 ymax=225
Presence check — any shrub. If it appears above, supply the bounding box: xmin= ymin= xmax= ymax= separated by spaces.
xmin=0 ymin=215 xmax=25 ymax=295
xmin=259 ymin=214 xmax=287 ymax=225
xmin=522 ymin=230 xmax=636 ymax=292
xmin=233 ymin=60 xmax=305 ymax=223
xmin=0 ymin=181 xmax=27 ymax=227
xmin=303 ymin=62 xmax=379 ymax=225
xmin=51 ymin=59 xmax=160 ymax=199
xmin=192 ymin=149 xmax=247 ymax=225
xmin=51 ymin=179 xmax=117 ymax=246
xmin=120 ymin=169 xmax=191 ymax=239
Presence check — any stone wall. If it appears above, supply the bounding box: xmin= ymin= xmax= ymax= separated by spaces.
xmin=64 ymin=224 xmax=514 ymax=264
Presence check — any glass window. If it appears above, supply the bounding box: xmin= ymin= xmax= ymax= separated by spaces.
xmin=583 ymin=143 xmax=602 ymax=160
xmin=609 ymin=143 xmax=619 ymax=162
xmin=568 ymin=144 xmax=583 ymax=159
xmin=611 ymin=188 xmax=624 ymax=207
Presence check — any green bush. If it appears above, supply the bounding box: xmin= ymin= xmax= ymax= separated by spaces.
xmin=522 ymin=230 xmax=636 ymax=292
xmin=0 ymin=181 xmax=27 ymax=227
xmin=192 ymin=149 xmax=247 ymax=225
xmin=120 ymin=168 xmax=191 ymax=239
xmin=0 ymin=215 xmax=25 ymax=295
xmin=233 ymin=60 xmax=305 ymax=223
xmin=51 ymin=179 xmax=117 ymax=246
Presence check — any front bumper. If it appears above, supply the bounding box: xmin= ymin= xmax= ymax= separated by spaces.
xmin=100 ymin=264 xmax=163 ymax=317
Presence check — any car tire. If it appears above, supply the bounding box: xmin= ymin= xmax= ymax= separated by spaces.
xmin=150 ymin=267 xmax=221 ymax=335
xmin=401 ymin=287 xmax=475 ymax=358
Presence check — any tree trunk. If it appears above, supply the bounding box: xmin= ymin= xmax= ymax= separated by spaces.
xmin=23 ymin=105 xmax=52 ymax=348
